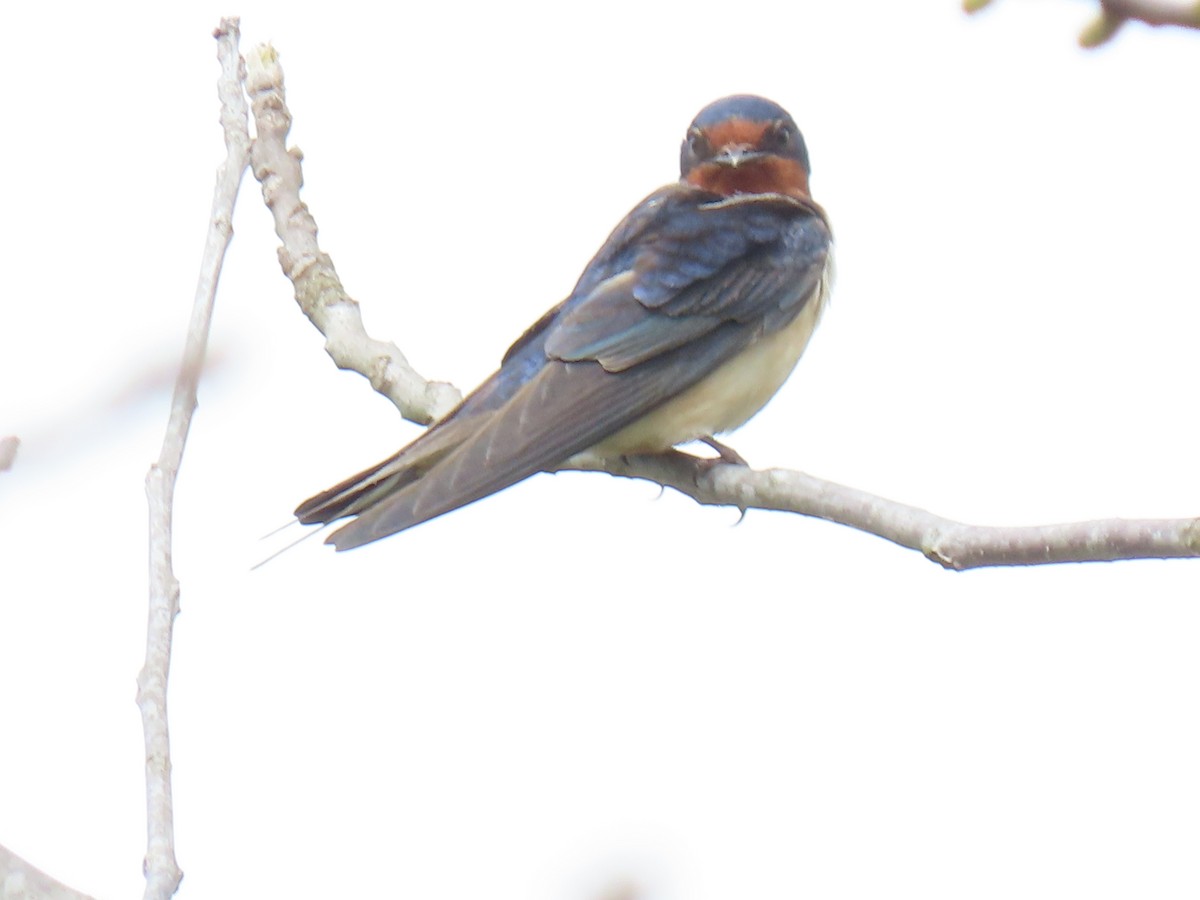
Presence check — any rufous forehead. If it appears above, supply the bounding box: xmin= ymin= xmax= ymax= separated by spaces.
xmin=700 ymin=118 xmax=772 ymax=148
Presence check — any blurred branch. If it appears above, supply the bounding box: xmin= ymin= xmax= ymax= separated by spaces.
xmin=0 ymin=844 xmax=95 ymax=900
xmin=139 ymin=17 xmax=252 ymax=900
xmin=963 ymin=0 xmax=1200 ymax=47
xmin=247 ymin=43 xmax=1200 ymax=571
xmin=2 ymin=347 xmax=233 ymax=476
xmin=244 ymin=46 xmax=460 ymax=425
xmin=1095 ymin=0 xmax=1200 ymax=33
xmin=0 ymin=435 xmax=17 ymax=472
xmin=1080 ymin=6 xmax=1131 ymax=45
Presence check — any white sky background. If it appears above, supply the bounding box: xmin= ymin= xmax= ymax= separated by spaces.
xmin=1 ymin=2 xmax=1198 ymax=898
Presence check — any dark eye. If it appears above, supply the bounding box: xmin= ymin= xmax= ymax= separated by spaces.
xmin=766 ymin=121 xmax=791 ymax=150
xmin=687 ymin=127 xmax=710 ymax=155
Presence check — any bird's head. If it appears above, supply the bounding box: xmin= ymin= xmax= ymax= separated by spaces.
xmin=680 ymin=94 xmax=812 ymax=199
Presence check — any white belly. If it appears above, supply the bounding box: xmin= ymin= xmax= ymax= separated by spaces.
xmin=589 ymin=273 xmax=829 ymax=456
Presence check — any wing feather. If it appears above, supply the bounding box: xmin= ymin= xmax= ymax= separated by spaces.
xmin=297 ymin=185 xmax=833 ymax=548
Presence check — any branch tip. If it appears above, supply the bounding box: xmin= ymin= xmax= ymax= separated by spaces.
xmin=1080 ymin=11 xmax=1126 ymax=46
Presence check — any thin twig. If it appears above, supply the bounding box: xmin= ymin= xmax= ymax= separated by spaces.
xmin=244 ymin=46 xmax=460 ymax=425
xmin=138 ymin=18 xmax=251 ymax=900
xmin=248 ymin=45 xmax=1200 ymax=571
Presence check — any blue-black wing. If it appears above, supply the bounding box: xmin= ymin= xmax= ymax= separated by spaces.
xmin=298 ymin=184 xmax=832 ymax=549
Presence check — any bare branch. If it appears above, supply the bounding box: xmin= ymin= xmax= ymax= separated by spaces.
xmin=138 ymin=18 xmax=251 ymax=900
xmin=250 ymin=44 xmax=1200 ymax=571
xmin=0 ymin=844 xmax=95 ymax=900
xmin=564 ymin=453 xmax=1200 ymax=570
xmin=245 ymin=46 xmax=460 ymax=425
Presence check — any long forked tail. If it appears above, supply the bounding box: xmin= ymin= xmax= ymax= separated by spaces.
xmin=294 ymin=416 xmax=474 ymax=527
xmin=294 ymin=455 xmax=417 ymax=525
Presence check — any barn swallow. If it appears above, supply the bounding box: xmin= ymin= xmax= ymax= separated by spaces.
xmin=296 ymin=94 xmax=834 ymax=550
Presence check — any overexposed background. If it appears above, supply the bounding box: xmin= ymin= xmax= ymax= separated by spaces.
xmin=1 ymin=2 xmax=1197 ymax=898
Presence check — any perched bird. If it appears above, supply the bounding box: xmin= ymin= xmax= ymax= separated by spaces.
xmin=296 ymin=94 xmax=834 ymax=550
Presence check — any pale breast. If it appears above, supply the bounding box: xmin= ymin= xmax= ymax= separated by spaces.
xmin=589 ymin=261 xmax=832 ymax=456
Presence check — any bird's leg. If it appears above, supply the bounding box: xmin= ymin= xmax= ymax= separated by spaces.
xmin=698 ymin=435 xmax=749 ymax=467
xmin=652 ymin=437 xmax=748 ymax=482
xmin=672 ymin=439 xmax=751 ymax=523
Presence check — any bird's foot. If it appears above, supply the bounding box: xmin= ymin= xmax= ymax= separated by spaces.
xmin=677 ymin=439 xmax=750 ymax=524
xmin=698 ymin=435 xmax=749 ymax=467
